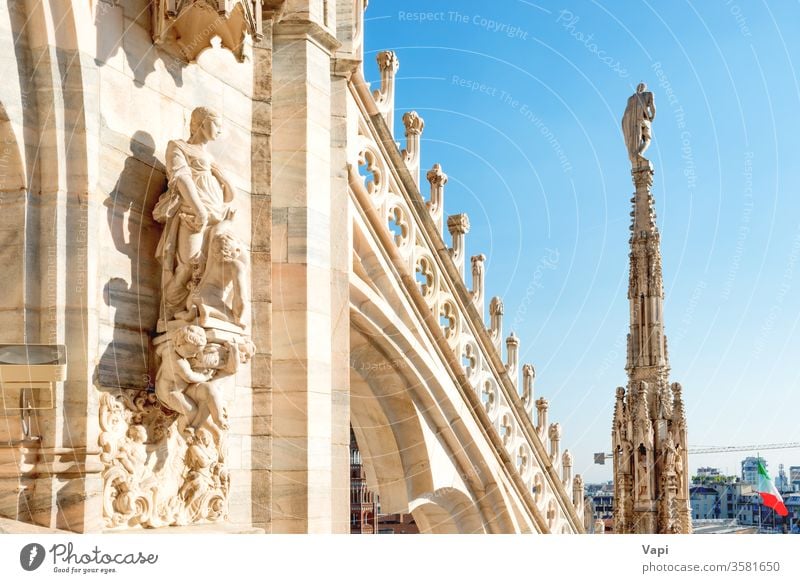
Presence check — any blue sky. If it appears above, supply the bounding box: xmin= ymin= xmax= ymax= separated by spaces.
xmin=363 ymin=0 xmax=800 ymax=483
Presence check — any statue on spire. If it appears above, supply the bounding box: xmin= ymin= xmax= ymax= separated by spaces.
xmin=622 ymin=83 xmax=656 ymax=166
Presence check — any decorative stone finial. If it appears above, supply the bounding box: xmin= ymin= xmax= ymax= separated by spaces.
xmin=562 ymin=449 xmax=573 ymax=487
xmin=573 ymin=474 xmax=585 ymax=518
xmin=470 ymin=254 xmax=486 ymax=316
xmin=535 ymin=396 xmax=549 ymax=436
xmin=549 ymin=423 xmax=562 ymax=461
xmin=402 ymin=111 xmax=424 ymax=185
xmin=376 ymin=50 xmax=399 ymax=74
xmin=426 ymin=163 xmax=447 ymax=234
xmin=447 ymin=214 xmax=470 ymax=280
xmin=402 ymin=110 xmax=425 ymax=136
xmin=521 ymin=363 xmax=535 ymax=414
xmin=505 ymin=332 xmax=519 ymax=386
xmin=489 ymin=297 xmax=504 ymax=354
xmin=447 ymin=213 xmax=470 ymax=235
xmin=373 ymin=50 xmax=400 ymax=131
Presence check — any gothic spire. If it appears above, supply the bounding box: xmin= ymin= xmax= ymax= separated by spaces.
xmin=613 ymin=84 xmax=690 ymax=534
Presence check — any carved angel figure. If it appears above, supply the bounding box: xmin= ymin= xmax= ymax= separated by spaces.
xmin=187 ymin=218 xmax=250 ymax=328
xmin=178 ymin=428 xmax=220 ymax=521
xmin=155 ymin=325 xmax=214 ymax=433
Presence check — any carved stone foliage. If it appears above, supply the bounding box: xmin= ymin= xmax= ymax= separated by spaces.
xmin=99 ymin=391 xmax=229 ymax=528
xmin=152 ymin=1 xmax=264 ymax=62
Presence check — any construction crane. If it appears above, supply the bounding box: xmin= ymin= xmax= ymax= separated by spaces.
xmin=594 ymin=442 xmax=800 ymax=464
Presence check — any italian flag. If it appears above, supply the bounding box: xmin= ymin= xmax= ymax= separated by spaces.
xmin=757 ymin=460 xmax=788 ymax=517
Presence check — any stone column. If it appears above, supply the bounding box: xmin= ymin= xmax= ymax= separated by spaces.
xmin=247 ymin=4 xmax=283 ymax=531
xmin=270 ymin=1 xmax=348 ymax=533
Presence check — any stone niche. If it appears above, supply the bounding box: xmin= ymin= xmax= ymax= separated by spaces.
xmin=152 ymin=0 xmax=264 ymax=62
xmin=99 ymin=104 xmax=255 ymax=530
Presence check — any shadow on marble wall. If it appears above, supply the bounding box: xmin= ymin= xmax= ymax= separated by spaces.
xmin=95 ymin=131 xmax=164 ymax=391
xmin=94 ymin=0 xmax=186 ymax=87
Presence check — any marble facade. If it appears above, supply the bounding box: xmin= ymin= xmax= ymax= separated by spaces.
xmin=0 ymin=1 xmax=584 ymax=534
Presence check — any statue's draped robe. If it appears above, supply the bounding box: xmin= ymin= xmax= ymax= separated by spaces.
xmin=622 ymin=93 xmax=648 ymax=162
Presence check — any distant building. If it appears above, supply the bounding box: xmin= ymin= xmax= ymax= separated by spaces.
xmin=741 ymin=456 xmax=767 ymax=486
xmin=350 ymin=429 xmax=419 ymax=534
xmin=776 ymin=464 xmax=789 ymax=492
xmin=784 ymin=493 xmax=800 ymax=533
xmin=586 ymin=482 xmax=615 ymax=532
xmin=692 ymin=520 xmax=757 ymax=534
xmin=690 ymin=474 xmax=794 ymax=533
xmin=350 ymin=429 xmax=377 ymax=534
xmin=696 ymin=467 xmax=720 ymax=479
xmin=690 ymin=486 xmax=720 ymax=519
xmin=377 ymin=513 xmax=419 ymax=534
xmin=789 ymin=466 xmax=800 ymax=492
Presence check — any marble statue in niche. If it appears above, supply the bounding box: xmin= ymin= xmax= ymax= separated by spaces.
xmin=100 ymin=106 xmax=253 ymax=529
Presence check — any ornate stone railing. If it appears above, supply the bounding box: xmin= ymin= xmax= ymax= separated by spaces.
xmin=346 ymin=50 xmax=584 ymax=532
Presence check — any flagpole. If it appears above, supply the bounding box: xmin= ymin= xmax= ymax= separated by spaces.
xmin=758 ymin=452 xmax=762 ymax=533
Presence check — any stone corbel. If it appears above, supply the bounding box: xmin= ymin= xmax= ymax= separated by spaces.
xmin=152 ymin=0 xmax=264 ymax=62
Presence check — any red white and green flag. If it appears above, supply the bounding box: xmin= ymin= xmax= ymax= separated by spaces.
xmin=757 ymin=460 xmax=788 ymax=517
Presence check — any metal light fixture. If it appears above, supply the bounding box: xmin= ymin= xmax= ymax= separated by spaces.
xmin=0 ymin=344 xmax=67 ymax=440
